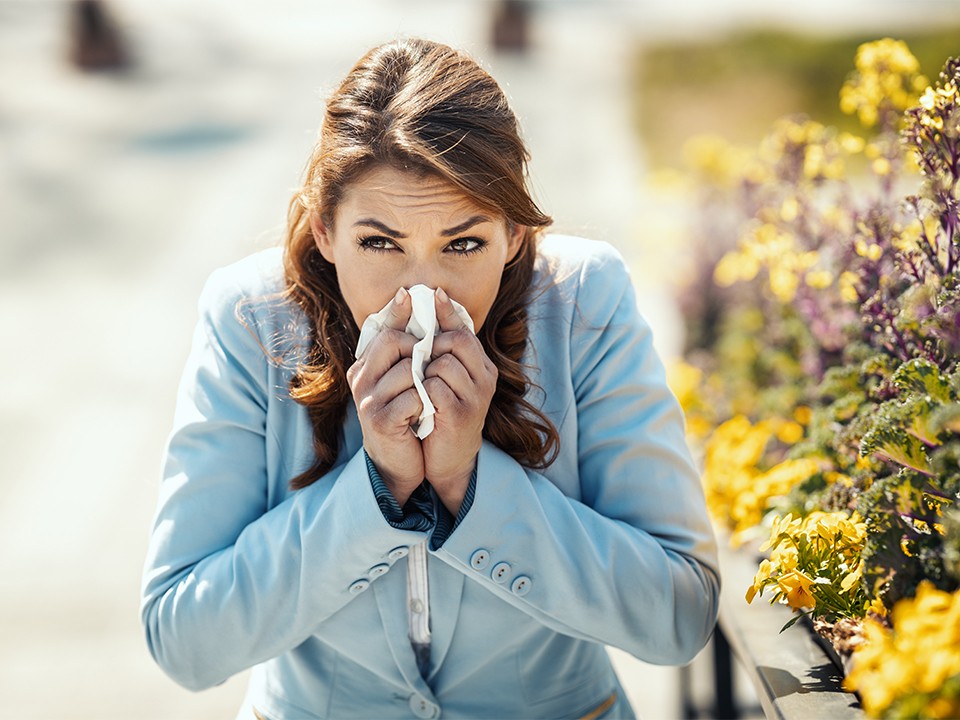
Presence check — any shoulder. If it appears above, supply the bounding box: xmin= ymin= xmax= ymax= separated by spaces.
xmin=199 ymin=247 xmax=286 ymax=313
xmin=533 ymin=234 xmax=634 ymax=315
xmin=536 ymin=234 xmax=632 ymax=293
xmin=195 ymin=247 xmax=305 ymax=360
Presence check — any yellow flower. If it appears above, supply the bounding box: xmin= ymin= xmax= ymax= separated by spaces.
xmin=752 ymin=460 xmax=819 ymax=517
xmin=919 ymin=648 xmax=960 ymax=694
xmin=847 ymin=583 xmax=960 ymax=715
xmin=839 ymin=271 xmax=860 ymax=303
xmin=839 ymin=132 xmax=865 ymax=153
xmin=768 ymin=543 xmax=798 ymax=573
xmin=868 ymin=596 xmax=887 ymax=617
xmin=804 ymin=269 xmax=834 ymax=290
xmin=872 ymin=157 xmax=891 ymax=176
xmin=803 ymin=144 xmax=826 ymax=179
xmin=774 ymin=420 xmax=805 ymax=444
xmin=777 ymin=570 xmax=816 ymax=610
xmin=793 ymin=406 xmax=813 ymax=425
xmin=746 ymin=558 xmax=774 ymax=603
xmin=924 ymin=697 xmax=960 ymax=719
xmin=769 ymin=266 xmax=799 ymax=303
xmin=855 ymin=239 xmax=883 ymax=261
xmin=840 ymin=559 xmax=864 ymax=592
xmin=780 ymin=196 xmax=799 ymax=222
xmin=685 ymin=416 xmax=714 ymax=440
xmin=713 ymin=250 xmax=759 ymax=287
xmin=840 ymin=39 xmax=926 ymax=129
xmin=760 ymin=513 xmax=794 ymax=551
xmin=683 ymin=134 xmax=748 ymax=187
xmin=667 ymin=361 xmax=703 ymax=412
xmin=701 ymin=416 xmax=777 ymax=533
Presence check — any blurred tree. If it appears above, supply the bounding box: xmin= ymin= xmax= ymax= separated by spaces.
xmin=69 ymin=0 xmax=130 ymax=71
xmin=491 ymin=0 xmax=530 ymax=54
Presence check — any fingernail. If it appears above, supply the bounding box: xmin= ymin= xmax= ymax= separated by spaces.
xmin=395 ymin=287 xmax=407 ymax=304
xmin=436 ymin=287 xmax=448 ymax=303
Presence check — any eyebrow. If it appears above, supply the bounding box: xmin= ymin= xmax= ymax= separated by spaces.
xmin=440 ymin=215 xmax=492 ymax=237
xmin=353 ymin=219 xmax=407 ymax=238
xmin=353 ymin=215 xmax=493 ymax=238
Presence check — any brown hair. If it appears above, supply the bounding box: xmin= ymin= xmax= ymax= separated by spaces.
xmin=282 ymin=38 xmax=558 ymax=489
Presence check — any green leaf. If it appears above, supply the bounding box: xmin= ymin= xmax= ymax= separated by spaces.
xmin=861 ymin=424 xmax=933 ymax=474
xmin=900 ymin=395 xmax=946 ymax=446
xmin=779 ymin=610 xmax=812 ymax=633
xmin=893 ymin=358 xmax=954 ymax=403
xmin=933 ymin=403 xmax=960 ymax=435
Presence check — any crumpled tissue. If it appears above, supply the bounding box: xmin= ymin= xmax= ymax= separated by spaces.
xmin=354 ymin=284 xmax=474 ymax=439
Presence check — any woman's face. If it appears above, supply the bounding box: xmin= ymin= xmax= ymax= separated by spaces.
xmin=312 ymin=165 xmax=525 ymax=330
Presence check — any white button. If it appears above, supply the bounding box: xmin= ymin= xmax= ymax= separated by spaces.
xmin=511 ymin=575 xmax=532 ymax=596
xmin=470 ymin=549 xmax=490 ymax=570
xmin=410 ymin=598 xmax=425 ymax=613
xmin=387 ymin=546 xmax=409 ymax=561
xmin=408 ymin=694 xmax=438 ymax=719
xmin=348 ymin=579 xmax=369 ymax=595
xmin=491 ymin=562 xmax=511 ymax=584
xmin=368 ymin=563 xmax=389 ymax=578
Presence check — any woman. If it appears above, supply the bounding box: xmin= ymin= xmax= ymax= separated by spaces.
xmin=141 ymin=38 xmax=720 ymax=720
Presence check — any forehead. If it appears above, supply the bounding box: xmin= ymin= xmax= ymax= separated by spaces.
xmin=336 ymin=166 xmax=493 ymax=223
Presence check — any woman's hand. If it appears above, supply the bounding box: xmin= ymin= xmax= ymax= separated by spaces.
xmin=422 ymin=287 xmax=497 ymax=516
xmin=347 ymin=288 xmax=425 ymax=507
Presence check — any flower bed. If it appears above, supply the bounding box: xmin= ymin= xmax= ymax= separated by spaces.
xmin=671 ymin=39 xmax=960 ymax=719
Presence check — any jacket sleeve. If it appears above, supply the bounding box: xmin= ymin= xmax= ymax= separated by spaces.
xmin=140 ymin=266 xmax=427 ymax=691
xmin=431 ymin=245 xmax=721 ymax=665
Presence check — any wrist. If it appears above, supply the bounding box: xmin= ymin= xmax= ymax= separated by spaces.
xmin=429 ymin=462 xmax=476 ymax=516
xmin=364 ymin=448 xmax=420 ymax=507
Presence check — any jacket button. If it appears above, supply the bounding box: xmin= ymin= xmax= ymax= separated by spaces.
xmin=408 ymin=693 xmax=439 ymax=718
xmin=387 ymin=546 xmax=409 ymax=561
xmin=348 ymin=579 xmax=370 ymax=595
xmin=469 ymin=549 xmax=490 ymax=570
xmin=368 ymin=563 xmax=389 ymax=578
xmin=511 ymin=575 xmax=532 ymax=596
xmin=491 ymin=561 xmax=511 ymax=584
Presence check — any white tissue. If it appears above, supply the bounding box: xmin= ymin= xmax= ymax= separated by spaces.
xmin=354 ymin=285 xmax=474 ymax=439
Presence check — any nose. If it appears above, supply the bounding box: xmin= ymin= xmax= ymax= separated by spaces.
xmin=399 ymin=262 xmax=447 ymax=293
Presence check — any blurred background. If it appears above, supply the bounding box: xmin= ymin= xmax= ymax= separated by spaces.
xmin=2 ymin=1 xmax=959 ymax=718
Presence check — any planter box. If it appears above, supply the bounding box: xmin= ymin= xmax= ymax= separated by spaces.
xmin=714 ymin=541 xmax=865 ymax=719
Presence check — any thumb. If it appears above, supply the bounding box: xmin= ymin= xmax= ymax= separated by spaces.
xmin=434 ymin=287 xmax=469 ymax=332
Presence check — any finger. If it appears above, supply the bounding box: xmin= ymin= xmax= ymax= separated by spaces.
xmin=354 ymin=329 xmax=417 ymax=387
xmin=375 ymin=386 xmax=425 ymax=430
xmin=435 ymin=287 xmax=471 ymax=332
xmin=422 ymin=376 xmax=460 ymax=414
xmin=424 ymin=353 xmax=473 ymax=402
xmin=382 ymin=287 xmax=412 ymax=331
xmin=371 ymin=357 xmax=418 ymax=403
xmin=430 ymin=329 xmax=496 ymax=386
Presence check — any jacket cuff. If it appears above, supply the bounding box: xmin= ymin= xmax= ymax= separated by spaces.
xmin=365 ymin=451 xmax=434 ymax=532
xmin=429 ymin=466 xmax=477 ymax=551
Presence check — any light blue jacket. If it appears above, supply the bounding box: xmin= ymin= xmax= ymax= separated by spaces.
xmin=141 ymin=236 xmax=720 ymax=720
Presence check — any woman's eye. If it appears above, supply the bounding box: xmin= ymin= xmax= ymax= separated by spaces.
xmin=358 ymin=235 xmax=397 ymax=252
xmin=447 ymin=237 xmax=486 ymax=254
